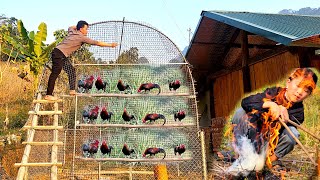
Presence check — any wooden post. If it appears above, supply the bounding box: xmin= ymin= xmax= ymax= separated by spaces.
xmin=317 ymin=147 xmax=320 ymax=177
xmin=51 ymin=101 xmax=59 ymax=180
xmin=241 ymin=30 xmax=251 ymax=93
xmin=154 ymin=164 xmax=168 ymax=180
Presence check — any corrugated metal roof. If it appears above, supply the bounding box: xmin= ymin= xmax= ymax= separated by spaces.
xmin=202 ymin=11 xmax=320 ymax=46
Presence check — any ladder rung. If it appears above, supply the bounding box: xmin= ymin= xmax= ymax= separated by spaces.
xmin=28 ymin=111 xmax=62 ymax=115
xmin=33 ymin=99 xmax=63 ymax=103
xmin=14 ymin=162 xmax=63 ymax=167
xmin=22 ymin=141 xmax=64 ymax=145
xmin=22 ymin=126 xmax=64 ymax=130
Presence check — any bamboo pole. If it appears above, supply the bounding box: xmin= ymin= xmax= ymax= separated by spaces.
xmin=22 ymin=126 xmax=63 ymax=130
xmin=61 ymin=93 xmax=195 ymax=98
xmin=75 ymin=156 xmax=192 ymax=162
xmin=15 ymin=163 xmax=63 ymax=167
xmin=33 ymin=99 xmax=63 ymax=103
xmin=77 ymin=123 xmax=195 ymax=128
xmin=287 ymin=119 xmax=320 ymax=141
xmin=154 ymin=164 xmax=168 ymax=180
xmin=200 ymin=130 xmax=208 ymax=180
xmin=28 ymin=110 xmax=63 ymax=115
xmin=278 ymin=118 xmax=316 ymax=165
xmin=22 ymin=142 xmax=63 ymax=145
xmin=51 ymin=99 xmax=60 ymax=180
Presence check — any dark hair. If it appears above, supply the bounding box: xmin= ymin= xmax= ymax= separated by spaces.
xmin=76 ymin=20 xmax=89 ymax=30
xmin=289 ymin=68 xmax=318 ymax=93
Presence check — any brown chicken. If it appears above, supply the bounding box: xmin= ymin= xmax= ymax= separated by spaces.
xmin=122 ymin=143 xmax=135 ymax=156
xmin=100 ymin=140 xmax=113 ymax=156
xmin=142 ymin=113 xmax=166 ymax=125
xmin=117 ymin=80 xmax=131 ymax=93
xmin=89 ymin=106 xmax=100 ymax=123
xmin=122 ymin=108 xmax=135 ymax=122
xmin=174 ymin=144 xmax=186 ymax=156
xmin=169 ymin=80 xmax=181 ymax=91
xmin=95 ymin=76 xmax=108 ymax=92
xmin=143 ymin=147 xmax=166 ymax=159
xmin=88 ymin=139 xmax=99 ymax=157
xmin=100 ymin=106 xmax=113 ymax=122
xmin=138 ymin=83 xmax=161 ymax=95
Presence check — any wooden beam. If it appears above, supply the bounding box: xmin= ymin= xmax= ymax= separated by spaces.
xmin=241 ymin=30 xmax=251 ymax=93
xmin=33 ymin=99 xmax=63 ymax=103
xmin=61 ymin=93 xmax=195 ymax=98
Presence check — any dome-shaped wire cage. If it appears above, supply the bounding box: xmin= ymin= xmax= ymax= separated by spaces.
xmin=19 ymin=20 xmax=206 ymax=180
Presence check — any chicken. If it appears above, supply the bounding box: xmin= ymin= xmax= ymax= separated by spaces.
xmin=122 ymin=108 xmax=135 ymax=122
xmin=100 ymin=106 xmax=113 ymax=122
xmin=82 ymin=107 xmax=90 ymax=124
xmin=81 ymin=143 xmax=90 ymax=157
xmin=83 ymin=75 xmax=95 ymax=93
xmin=174 ymin=110 xmax=186 ymax=122
xmin=169 ymin=80 xmax=181 ymax=91
xmin=117 ymin=80 xmax=131 ymax=94
xmin=122 ymin=143 xmax=135 ymax=156
xmin=89 ymin=139 xmax=99 ymax=157
xmin=78 ymin=79 xmax=86 ymax=93
xmin=142 ymin=113 xmax=166 ymax=125
xmin=143 ymin=147 xmax=166 ymax=159
xmin=89 ymin=106 xmax=99 ymax=123
xmin=95 ymin=76 xmax=108 ymax=92
xmin=100 ymin=140 xmax=113 ymax=156
xmin=174 ymin=144 xmax=186 ymax=156
xmin=138 ymin=83 xmax=161 ymax=95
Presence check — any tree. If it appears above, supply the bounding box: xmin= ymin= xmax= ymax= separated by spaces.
xmin=1 ymin=20 xmax=58 ymax=77
xmin=116 ymin=47 xmax=139 ymax=64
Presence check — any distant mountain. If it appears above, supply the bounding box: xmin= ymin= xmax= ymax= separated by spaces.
xmin=279 ymin=7 xmax=320 ymax=16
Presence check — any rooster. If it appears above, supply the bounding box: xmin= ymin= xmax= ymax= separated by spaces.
xmin=117 ymin=80 xmax=131 ymax=94
xmin=174 ymin=144 xmax=186 ymax=156
xmin=100 ymin=140 xmax=113 ymax=156
xmin=138 ymin=83 xmax=161 ymax=95
xmin=143 ymin=147 xmax=166 ymax=159
xmin=100 ymin=106 xmax=113 ymax=122
xmin=174 ymin=110 xmax=186 ymax=122
xmin=88 ymin=139 xmax=99 ymax=157
xmin=89 ymin=106 xmax=99 ymax=123
xmin=95 ymin=76 xmax=108 ymax=92
xmin=122 ymin=108 xmax=135 ymax=123
xmin=82 ymin=107 xmax=90 ymax=124
xmin=83 ymin=75 xmax=95 ymax=93
xmin=122 ymin=143 xmax=135 ymax=157
xmin=78 ymin=79 xmax=86 ymax=93
xmin=142 ymin=113 xmax=166 ymax=125
xmin=169 ymin=80 xmax=181 ymax=91
xmin=81 ymin=143 xmax=90 ymax=157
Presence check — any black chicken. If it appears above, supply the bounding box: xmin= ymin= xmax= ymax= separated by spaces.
xmin=100 ymin=140 xmax=113 ymax=156
xmin=138 ymin=83 xmax=161 ymax=95
xmin=169 ymin=80 xmax=181 ymax=91
xmin=82 ymin=143 xmax=90 ymax=157
xmin=89 ymin=106 xmax=99 ymax=123
xmin=100 ymin=106 xmax=113 ymax=122
xmin=117 ymin=80 xmax=131 ymax=94
xmin=95 ymin=76 xmax=108 ymax=92
xmin=174 ymin=144 xmax=186 ymax=156
xmin=142 ymin=113 xmax=166 ymax=125
xmin=89 ymin=139 xmax=99 ymax=157
xmin=143 ymin=147 xmax=166 ymax=159
xmin=122 ymin=143 xmax=135 ymax=156
xmin=122 ymin=108 xmax=135 ymax=122
xmin=174 ymin=110 xmax=186 ymax=122
xmin=82 ymin=107 xmax=90 ymax=124
xmin=78 ymin=79 xmax=85 ymax=93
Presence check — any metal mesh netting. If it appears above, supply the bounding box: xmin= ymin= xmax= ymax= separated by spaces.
xmin=19 ymin=20 xmax=205 ymax=179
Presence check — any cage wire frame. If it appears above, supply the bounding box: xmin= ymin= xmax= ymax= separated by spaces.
xmin=17 ymin=20 xmax=207 ymax=180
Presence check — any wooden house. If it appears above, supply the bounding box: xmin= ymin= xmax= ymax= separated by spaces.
xmin=185 ymin=11 xmax=320 ymax=128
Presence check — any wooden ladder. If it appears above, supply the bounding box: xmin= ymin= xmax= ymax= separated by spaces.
xmin=15 ymin=93 xmax=64 ymax=180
